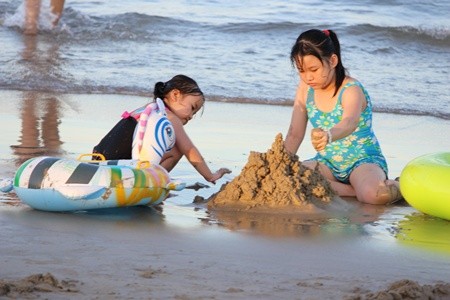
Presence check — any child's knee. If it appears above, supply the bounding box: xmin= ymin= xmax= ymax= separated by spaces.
xmin=357 ymin=183 xmax=391 ymax=205
xmin=302 ymin=160 xmax=317 ymax=170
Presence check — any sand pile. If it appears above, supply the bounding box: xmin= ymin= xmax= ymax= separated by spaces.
xmin=0 ymin=273 xmax=78 ymax=297
xmin=207 ymin=133 xmax=335 ymax=212
xmin=352 ymin=279 xmax=450 ymax=300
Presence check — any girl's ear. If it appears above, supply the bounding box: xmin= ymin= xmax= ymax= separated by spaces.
xmin=330 ymin=54 xmax=339 ymax=68
xmin=167 ymin=89 xmax=181 ymax=102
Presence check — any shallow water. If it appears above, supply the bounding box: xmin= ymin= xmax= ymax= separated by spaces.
xmin=1 ymin=0 xmax=449 ymax=119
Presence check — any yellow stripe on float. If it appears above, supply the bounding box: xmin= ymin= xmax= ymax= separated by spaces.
xmin=110 ymin=166 xmax=127 ymax=206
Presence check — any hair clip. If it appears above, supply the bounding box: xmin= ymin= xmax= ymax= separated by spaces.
xmin=323 ymin=29 xmax=330 ymax=37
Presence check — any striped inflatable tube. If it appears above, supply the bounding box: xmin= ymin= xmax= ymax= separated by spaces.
xmin=132 ymin=98 xmax=175 ymax=164
xmin=5 ymin=156 xmax=185 ymax=212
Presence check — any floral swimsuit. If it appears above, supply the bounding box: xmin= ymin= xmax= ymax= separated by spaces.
xmin=306 ymin=81 xmax=388 ymax=183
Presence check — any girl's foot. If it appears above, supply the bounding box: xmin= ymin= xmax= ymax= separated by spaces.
xmin=385 ymin=179 xmax=404 ymax=205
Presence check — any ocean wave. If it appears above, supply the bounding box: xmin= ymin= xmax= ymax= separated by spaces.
xmin=215 ymin=21 xmax=307 ymax=33
xmin=61 ymin=12 xmax=449 ymax=47
xmin=208 ymin=95 xmax=450 ymax=120
xmin=347 ymin=24 xmax=450 ymax=46
xmin=4 ymin=3 xmax=448 ymax=47
xmin=2 ymin=7 xmax=201 ymax=42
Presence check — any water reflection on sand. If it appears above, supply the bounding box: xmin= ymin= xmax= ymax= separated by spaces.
xmin=203 ymin=197 xmax=390 ymax=239
xmin=193 ymin=196 xmax=450 ymax=255
xmin=11 ymin=91 xmax=65 ymax=166
xmin=11 ymin=33 xmax=67 ymax=166
xmin=395 ymin=213 xmax=450 ymax=254
xmin=2 ymin=205 xmax=166 ymax=232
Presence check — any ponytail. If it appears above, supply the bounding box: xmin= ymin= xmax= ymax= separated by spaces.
xmin=327 ymin=30 xmax=346 ymax=95
xmin=153 ymin=81 xmax=166 ymax=99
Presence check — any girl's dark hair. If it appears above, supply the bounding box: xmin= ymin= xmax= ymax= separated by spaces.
xmin=290 ymin=29 xmax=347 ymax=96
xmin=153 ymin=74 xmax=204 ymax=101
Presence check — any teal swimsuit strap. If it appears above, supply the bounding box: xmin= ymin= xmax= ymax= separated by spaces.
xmin=336 ymin=81 xmax=362 ymax=104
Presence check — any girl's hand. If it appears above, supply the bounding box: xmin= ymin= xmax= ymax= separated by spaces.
xmin=208 ymin=168 xmax=232 ymax=184
xmin=311 ymin=128 xmax=328 ymax=152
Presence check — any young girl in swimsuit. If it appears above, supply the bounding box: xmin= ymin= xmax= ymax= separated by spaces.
xmin=284 ymin=29 xmax=402 ymax=205
xmin=151 ymin=75 xmax=230 ymax=183
xmin=94 ymin=74 xmax=231 ymax=184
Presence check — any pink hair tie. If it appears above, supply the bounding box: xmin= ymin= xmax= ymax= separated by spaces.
xmin=121 ymin=111 xmax=131 ymax=119
xmin=323 ymin=29 xmax=330 ymax=37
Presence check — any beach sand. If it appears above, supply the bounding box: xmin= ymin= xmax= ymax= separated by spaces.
xmin=1 ymin=90 xmax=450 ymax=299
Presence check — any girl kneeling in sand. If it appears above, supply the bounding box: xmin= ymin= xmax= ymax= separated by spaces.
xmin=93 ymin=74 xmax=230 ymax=184
xmin=284 ymin=29 xmax=402 ymax=205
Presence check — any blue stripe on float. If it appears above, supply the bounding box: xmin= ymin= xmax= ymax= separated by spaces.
xmin=154 ymin=118 xmax=164 ymax=154
xmin=160 ymin=121 xmax=171 ymax=151
xmin=152 ymin=145 xmax=163 ymax=159
xmin=154 ymin=118 xmax=173 ymax=154
xmin=164 ymin=122 xmax=174 ymax=151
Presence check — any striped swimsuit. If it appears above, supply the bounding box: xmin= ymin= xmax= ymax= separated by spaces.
xmin=306 ymin=81 xmax=388 ymax=183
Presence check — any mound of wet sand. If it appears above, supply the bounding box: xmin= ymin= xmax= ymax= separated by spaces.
xmin=0 ymin=273 xmax=78 ymax=298
xmin=207 ymin=133 xmax=335 ymax=212
xmin=349 ymin=279 xmax=450 ymax=300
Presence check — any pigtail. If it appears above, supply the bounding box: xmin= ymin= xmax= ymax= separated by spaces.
xmin=327 ymin=30 xmax=346 ymax=95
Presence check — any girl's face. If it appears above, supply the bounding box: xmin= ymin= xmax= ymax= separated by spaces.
xmin=170 ymin=93 xmax=204 ymax=125
xmin=297 ymin=54 xmax=336 ymax=90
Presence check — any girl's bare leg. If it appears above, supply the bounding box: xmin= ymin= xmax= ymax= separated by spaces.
xmin=50 ymin=0 xmax=64 ymax=26
xmin=349 ymin=164 xmax=402 ymax=205
xmin=24 ymin=0 xmax=41 ymax=35
xmin=302 ymin=161 xmax=356 ymax=197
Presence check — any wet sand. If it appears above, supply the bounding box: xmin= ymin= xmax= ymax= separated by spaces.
xmin=1 ymin=90 xmax=450 ymax=299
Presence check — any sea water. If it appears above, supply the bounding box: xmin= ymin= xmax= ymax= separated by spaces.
xmin=0 ymin=0 xmax=449 ymax=119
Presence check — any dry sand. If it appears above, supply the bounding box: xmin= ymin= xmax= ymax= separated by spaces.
xmin=1 ymin=90 xmax=450 ymax=299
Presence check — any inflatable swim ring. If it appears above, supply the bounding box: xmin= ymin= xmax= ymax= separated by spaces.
xmin=132 ymin=98 xmax=176 ymax=163
xmin=400 ymin=152 xmax=450 ymax=221
xmin=0 ymin=155 xmax=184 ymax=212
xmin=131 ymin=98 xmax=175 ymax=164
xmin=93 ymin=98 xmax=175 ymax=163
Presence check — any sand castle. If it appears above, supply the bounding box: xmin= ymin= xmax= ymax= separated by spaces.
xmin=208 ymin=133 xmax=335 ymax=212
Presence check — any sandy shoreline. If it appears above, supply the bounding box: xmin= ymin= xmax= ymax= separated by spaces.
xmin=1 ymin=90 xmax=450 ymax=299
